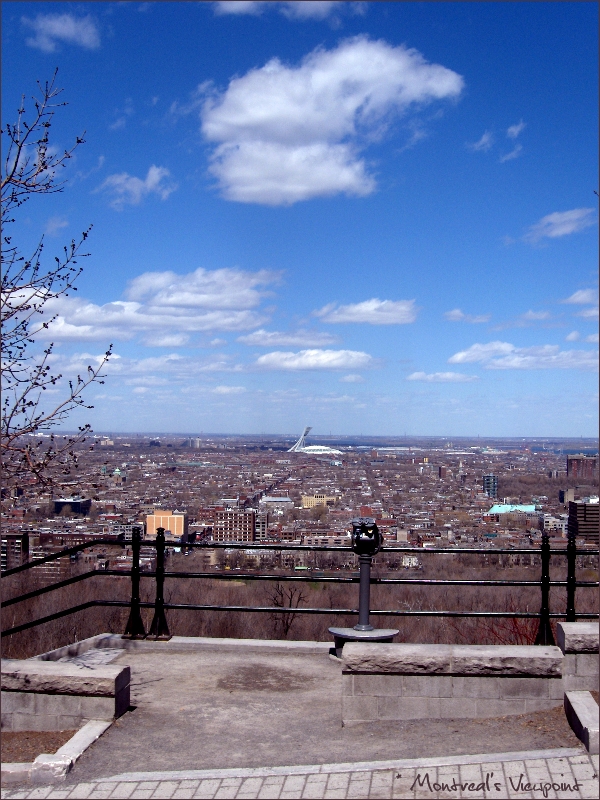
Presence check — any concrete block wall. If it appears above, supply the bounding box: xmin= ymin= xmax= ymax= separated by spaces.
xmin=341 ymin=643 xmax=564 ymax=726
xmin=1 ymin=659 xmax=130 ymax=732
xmin=557 ymin=622 xmax=599 ymax=693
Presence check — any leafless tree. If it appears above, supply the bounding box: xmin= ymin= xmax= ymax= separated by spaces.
xmin=1 ymin=72 xmax=111 ymax=492
xmin=267 ymin=582 xmax=307 ymax=638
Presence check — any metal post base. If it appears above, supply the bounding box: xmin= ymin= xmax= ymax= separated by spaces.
xmin=328 ymin=626 xmax=399 ymax=659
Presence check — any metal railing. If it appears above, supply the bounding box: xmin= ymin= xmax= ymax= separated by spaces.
xmin=1 ymin=528 xmax=598 ymax=646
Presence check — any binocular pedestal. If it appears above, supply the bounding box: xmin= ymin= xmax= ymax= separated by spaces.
xmin=328 ymin=625 xmax=399 ymax=659
xmin=329 ymin=522 xmax=399 ymax=658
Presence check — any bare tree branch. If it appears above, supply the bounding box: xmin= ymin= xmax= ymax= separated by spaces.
xmin=1 ymin=72 xmax=111 ymax=493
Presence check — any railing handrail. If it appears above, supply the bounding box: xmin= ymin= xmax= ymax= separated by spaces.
xmin=1 ymin=598 xmax=598 ymax=639
xmin=3 ymin=565 xmax=597 ymax=609
xmin=2 ymin=531 xmax=597 ymax=643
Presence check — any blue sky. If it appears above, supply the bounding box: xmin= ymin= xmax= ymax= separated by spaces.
xmin=2 ymin=1 xmax=598 ymax=437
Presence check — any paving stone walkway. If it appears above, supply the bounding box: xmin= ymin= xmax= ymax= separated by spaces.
xmin=2 ymin=749 xmax=598 ymax=799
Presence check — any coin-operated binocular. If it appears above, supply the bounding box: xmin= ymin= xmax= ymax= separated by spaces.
xmin=350 ymin=517 xmax=382 ymax=558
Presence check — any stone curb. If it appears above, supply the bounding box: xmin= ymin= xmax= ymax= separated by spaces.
xmin=565 ymin=691 xmax=600 ymax=754
xmin=34 ymin=633 xmax=332 ymax=659
xmin=0 ymin=719 xmax=112 ymax=785
xmin=84 ymin=746 xmax=586 ymax=783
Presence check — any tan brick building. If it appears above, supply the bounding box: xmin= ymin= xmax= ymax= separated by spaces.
xmin=145 ymin=510 xmax=188 ymax=540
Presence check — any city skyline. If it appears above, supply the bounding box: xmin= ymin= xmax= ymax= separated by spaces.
xmin=2 ymin=2 xmax=598 ymax=437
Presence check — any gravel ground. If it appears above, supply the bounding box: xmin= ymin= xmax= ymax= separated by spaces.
xmin=1 ymin=731 xmax=77 ymax=763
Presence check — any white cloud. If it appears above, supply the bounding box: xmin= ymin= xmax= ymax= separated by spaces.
xmin=340 ymin=373 xmax=365 ymax=383
xmin=39 ymin=267 xmax=276 ymax=342
xmin=214 ymin=1 xmax=265 ymax=14
xmin=466 ymin=131 xmax=493 ymax=152
xmin=212 ymin=385 xmax=246 ymax=394
xmin=578 ymin=307 xmax=599 ymax=319
xmin=521 ymin=310 xmax=551 ymax=321
xmin=586 ymin=333 xmax=599 ymax=343
xmin=407 ymin=371 xmax=478 ymax=383
xmin=22 ymin=13 xmax=100 ymax=52
xmin=237 ymin=329 xmax=337 ymax=346
xmin=143 ymin=333 xmax=190 ymax=348
xmin=499 ymin=143 xmax=522 ymax=163
xmin=45 ymin=216 xmax=69 ymax=237
xmin=213 ymin=2 xmax=362 ymax=20
xmin=97 ymin=166 xmax=177 ymax=209
xmin=315 ymin=298 xmax=417 ymax=325
xmin=448 ymin=341 xmax=519 ymax=363
xmin=449 ymin=341 xmax=598 ymax=370
xmin=200 ymin=36 xmax=463 ymax=205
xmin=280 ymin=2 xmax=344 ymax=20
xmin=562 ymin=288 xmax=598 ymax=305
xmin=487 ymin=347 xmax=598 ymax=371
xmin=566 ymin=331 xmax=580 ymax=342
xmin=507 ymin=120 xmax=526 ymax=139
xmin=524 ymin=208 xmax=596 ymax=243
xmin=255 ymin=348 xmax=373 ymax=370
xmin=444 ymin=308 xmax=490 ymax=323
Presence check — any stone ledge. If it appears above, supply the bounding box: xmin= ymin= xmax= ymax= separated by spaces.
xmin=557 ymin=622 xmax=599 ymax=655
xmin=1 ymin=659 xmax=130 ymax=697
xmin=341 ymin=643 xmax=563 ymax=676
xmin=564 ymin=691 xmax=599 ymax=754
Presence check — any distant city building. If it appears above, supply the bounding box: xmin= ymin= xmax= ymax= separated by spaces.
xmin=301 ymin=493 xmax=337 ymax=509
xmin=559 ymin=488 xmax=575 ymax=506
xmin=568 ymin=500 xmax=599 ymax=544
xmin=542 ymin=514 xmax=567 ymax=537
xmin=566 ymin=454 xmax=597 ymax=479
xmin=102 ymin=523 xmax=142 ymax=541
xmin=54 ymin=497 xmax=92 ymax=516
xmin=214 ymin=510 xmax=255 ymax=542
xmin=288 ymin=426 xmax=343 ymax=455
xmin=259 ymin=496 xmax=294 ymax=512
xmin=483 ymin=474 xmax=498 ymax=499
xmin=255 ymin=511 xmax=269 ymax=540
xmin=438 ymin=466 xmax=447 ymax=479
xmin=146 ymin=510 xmax=188 ymax=539
xmin=1 ymin=531 xmax=29 ymax=572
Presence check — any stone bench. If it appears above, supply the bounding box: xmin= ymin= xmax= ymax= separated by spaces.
xmin=341 ymin=643 xmax=563 ymax=726
xmin=1 ymin=659 xmax=130 ymax=732
xmin=557 ymin=622 xmax=599 ymax=693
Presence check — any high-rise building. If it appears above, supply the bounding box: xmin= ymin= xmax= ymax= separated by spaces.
xmin=255 ymin=511 xmax=269 ymax=540
xmin=1 ymin=532 xmax=29 ymax=572
xmin=559 ymin=488 xmax=575 ymax=506
xmin=214 ymin=510 xmax=255 ymax=542
xmin=568 ymin=501 xmax=599 ymax=544
xmin=566 ymin=454 xmax=597 ymax=479
xmin=483 ymin=474 xmax=498 ymax=499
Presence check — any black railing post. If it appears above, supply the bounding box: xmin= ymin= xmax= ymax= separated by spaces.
xmin=148 ymin=528 xmax=171 ymax=639
xmin=355 ymin=554 xmax=374 ymax=631
xmin=566 ymin=529 xmax=577 ymax=622
xmin=534 ymin=532 xmax=555 ymax=645
xmin=123 ymin=527 xmax=146 ymax=639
